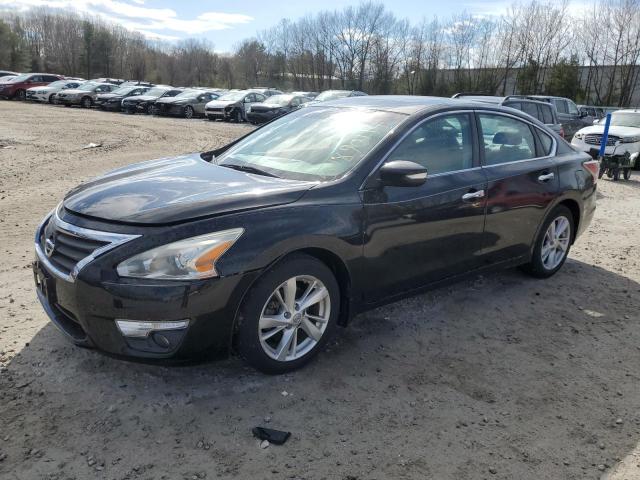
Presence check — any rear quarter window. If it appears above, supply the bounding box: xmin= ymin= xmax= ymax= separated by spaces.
xmin=539 ymin=104 xmax=555 ymax=124
xmin=537 ymin=129 xmax=554 ymax=155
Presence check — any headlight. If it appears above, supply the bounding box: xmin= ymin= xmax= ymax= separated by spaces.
xmin=621 ymin=136 xmax=640 ymax=143
xmin=573 ymin=133 xmax=584 ymax=140
xmin=117 ymin=229 xmax=244 ymax=280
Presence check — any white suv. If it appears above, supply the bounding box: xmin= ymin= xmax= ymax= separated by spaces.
xmin=572 ymin=109 xmax=640 ymax=162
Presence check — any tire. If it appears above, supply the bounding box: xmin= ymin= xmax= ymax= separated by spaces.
xmin=48 ymin=94 xmax=56 ymax=104
xmin=236 ymin=254 xmax=340 ymax=374
xmin=606 ymin=168 xmax=614 ymax=178
xmin=233 ymin=109 xmax=242 ymax=123
xmin=623 ymin=168 xmax=632 ymax=180
xmin=612 ymin=167 xmax=620 ymax=181
xmin=598 ymin=165 xmax=605 ymax=179
xmin=520 ymin=205 xmax=574 ymax=279
xmin=81 ymin=96 xmax=92 ymax=109
xmin=184 ymin=106 xmax=194 ymax=119
xmin=149 ymin=105 xmax=158 ymax=115
xmin=15 ymin=89 xmax=26 ymax=101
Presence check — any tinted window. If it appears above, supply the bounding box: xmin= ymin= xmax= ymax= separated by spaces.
xmin=553 ymin=99 xmax=569 ymax=114
xmin=539 ymin=104 xmax=554 ymax=124
xmin=479 ymin=114 xmax=536 ymax=165
xmin=387 ymin=113 xmax=474 ymax=175
xmin=45 ymin=75 xmax=59 ymax=82
xmin=538 ymin=130 xmax=554 ymax=155
xmin=520 ymin=102 xmax=539 ymax=120
xmin=30 ymin=75 xmax=43 ymax=82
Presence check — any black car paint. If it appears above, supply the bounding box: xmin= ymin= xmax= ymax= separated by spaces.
xmin=34 ymin=98 xmax=596 ymax=361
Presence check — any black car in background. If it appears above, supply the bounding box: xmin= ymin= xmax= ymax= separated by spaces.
xmin=94 ymin=85 xmax=151 ymax=111
xmin=33 ymin=96 xmax=597 ymax=374
xmin=247 ymin=94 xmax=310 ymax=124
xmin=122 ymin=87 xmax=183 ymax=114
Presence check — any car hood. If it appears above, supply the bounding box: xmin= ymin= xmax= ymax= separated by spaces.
xmin=577 ymin=125 xmax=640 ymax=138
xmin=205 ymin=99 xmax=238 ymax=108
xmin=97 ymin=93 xmax=123 ymax=100
xmin=28 ymin=86 xmax=50 ymax=92
xmin=62 ymin=153 xmax=315 ymax=225
xmin=156 ymin=96 xmax=192 ymax=104
xmin=59 ymin=89 xmax=88 ymax=95
xmin=123 ymin=94 xmax=159 ymax=103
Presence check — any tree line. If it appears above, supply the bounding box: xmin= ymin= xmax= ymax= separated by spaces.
xmin=1 ymin=0 xmax=640 ymax=106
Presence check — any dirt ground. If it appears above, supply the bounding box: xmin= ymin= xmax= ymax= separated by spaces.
xmin=0 ymin=101 xmax=639 ymax=480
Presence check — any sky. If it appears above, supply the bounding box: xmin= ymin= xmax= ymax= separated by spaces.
xmin=0 ymin=0 xmax=515 ymax=52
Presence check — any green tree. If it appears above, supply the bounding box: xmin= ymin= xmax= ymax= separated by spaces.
xmin=547 ymin=55 xmax=583 ymax=101
xmin=0 ymin=19 xmax=28 ymax=71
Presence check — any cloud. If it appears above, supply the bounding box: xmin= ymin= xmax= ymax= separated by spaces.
xmin=0 ymin=0 xmax=253 ymax=40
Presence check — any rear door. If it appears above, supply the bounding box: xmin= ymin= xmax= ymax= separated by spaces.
xmin=477 ymin=112 xmax=559 ymax=263
xmin=362 ymin=111 xmax=488 ymax=301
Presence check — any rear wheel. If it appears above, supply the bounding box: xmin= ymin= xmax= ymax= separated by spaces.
xmin=184 ymin=106 xmax=194 ymax=119
xmin=521 ymin=205 xmax=574 ymax=279
xmin=623 ymin=168 xmax=632 ymax=180
xmin=236 ymin=254 xmax=339 ymax=374
xmin=15 ymin=89 xmax=26 ymax=101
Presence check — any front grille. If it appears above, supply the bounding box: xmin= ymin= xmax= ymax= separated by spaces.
xmin=584 ymin=134 xmax=620 ymax=146
xmin=206 ymin=107 xmax=224 ymax=113
xmin=41 ymin=220 xmax=109 ymax=276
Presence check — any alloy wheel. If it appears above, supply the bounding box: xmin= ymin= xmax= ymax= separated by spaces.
xmin=258 ymin=275 xmax=330 ymax=362
xmin=541 ymin=215 xmax=570 ymax=270
xmin=184 ymin=106 xmax=193 ymax=119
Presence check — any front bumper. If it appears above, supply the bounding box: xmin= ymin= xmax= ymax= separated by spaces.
xmin=572 ymin=138 xmax=640 ymax=157
xmin=33 ymin=214 xmax=257 ymax=361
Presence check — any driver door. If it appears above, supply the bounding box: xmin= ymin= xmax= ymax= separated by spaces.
xmin=362 ymin=112 xmax=488 ymax=301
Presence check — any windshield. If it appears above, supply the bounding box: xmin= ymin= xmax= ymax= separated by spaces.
xmin=0 ymin=76 xmax=16 ymax=82
xmin=78 ymin=82 xmax=98 ymax=91
xmin=46 ymin=80 xmax=68 ymax=88
xmin=315 ymin=90 xmax=350 ymax=102
xmin=111 ymin=86 xmax=137 ymax=96
xmin=145 ymin=87 xmax=169 ymax=97
xmin=264 ymin=95 xmax=292 ymax=106
xmin=610 ymin=113 xmax=640 ymax=128
xmin=9 ymin=74 xmax=31 ymax=83
xmin=216 ymin=107 xmax=404 ymax=181
xmin=175 ymin=90 xmax=199 ymax=99
xmin=218 ymin=91 xmax=246 ymax=101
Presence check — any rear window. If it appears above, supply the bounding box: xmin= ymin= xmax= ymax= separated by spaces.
xmin=521 ymin=102 xmax=538 ymax=119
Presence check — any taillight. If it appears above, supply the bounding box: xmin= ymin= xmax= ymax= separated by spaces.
xmin=583 ymin=159 xmax=599 ymax=183
xmin=560 ymin=127 xmax=565 ymax=138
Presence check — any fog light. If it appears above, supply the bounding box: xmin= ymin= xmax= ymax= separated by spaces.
xmin=115 ymin=319 xmax=190 ymax=338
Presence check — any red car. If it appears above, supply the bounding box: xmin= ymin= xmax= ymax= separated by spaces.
xmin=0 ymin=73 xmax=64 ymax=100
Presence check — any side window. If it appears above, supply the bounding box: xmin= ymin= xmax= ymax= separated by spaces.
xmin=479 ymin=114 xmax=536 ymax=166
xmin=537 ymin=130 xmax=554 ymax=155
xmin=290 ymin=98 xmax=300 ymax=107
xmin=539 ymin=105 xmax=554 ymax=124
xmin=553 ymin=99 xmax=569 ymax=114
xmin=386 ymin=113 xmax=474 ymax=175
xmin=30 ymin=75 xmax=43 ymax=82
xmin=45 ymin=75 xmax=59 ymax=82
xmin=255 ymin=94 xmax=266 ymax=102
xmin=521 ymin=102 xmax=539 ymax=120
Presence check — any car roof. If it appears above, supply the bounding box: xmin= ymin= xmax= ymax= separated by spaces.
xmin=317 ymin=95 xmax=465 ymax=114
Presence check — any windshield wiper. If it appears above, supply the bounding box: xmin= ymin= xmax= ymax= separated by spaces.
xmin=220 ymin=163 xmax=280 ymax=178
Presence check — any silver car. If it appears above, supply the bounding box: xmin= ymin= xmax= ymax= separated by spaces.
xmin=55 ymin=82 xmax=117 ymax=108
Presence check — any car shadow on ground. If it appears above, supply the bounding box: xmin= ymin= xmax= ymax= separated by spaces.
xmin=1 ymin=258 xmax=639 ymax=480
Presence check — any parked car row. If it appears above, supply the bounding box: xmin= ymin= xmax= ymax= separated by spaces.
xmin=2 ymin=73 xmax=370 ymax=125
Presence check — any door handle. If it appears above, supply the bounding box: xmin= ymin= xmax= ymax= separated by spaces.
xmin=462 ymin=189 xmax=485 ymax=201
xmin=538 ymin=172 xmax=555 ymax=182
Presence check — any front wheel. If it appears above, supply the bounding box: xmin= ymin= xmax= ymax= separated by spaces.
xmin=81 ymin=96 xmax=92 ymax=109
xmin=520 ymin=205 xmax=574 ymax=279
xmin=48 ymin=94 xmax=56 ymax=104
xmin=236 ymin=254 xmax=340 ymax=374
xmin=15 ymin=89 xmax=26 ymax=101
xmin=623 ymin=168 xmax=632 ymax=180
xmin=184 ymin=106 xmax=194 ymax=119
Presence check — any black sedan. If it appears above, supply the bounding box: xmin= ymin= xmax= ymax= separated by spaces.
xmin=33 ymin=96 xmax=597 ymax=373
xmin=121 ymin=87 xmax=183 ymax=114
xmin=247 ymin=94 xmax=310 ymax=124
xmin=94 ymin=86 xmax=150 ymax=111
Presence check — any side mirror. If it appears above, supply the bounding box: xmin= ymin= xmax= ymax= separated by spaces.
xmin=379 ymin=160 xmax=427 ymax=187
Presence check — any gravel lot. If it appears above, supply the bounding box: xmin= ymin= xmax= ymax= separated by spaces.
xmin=1 ymin=101 xmax=639 ymax=480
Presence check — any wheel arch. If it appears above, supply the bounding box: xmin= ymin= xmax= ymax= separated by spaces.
xmin=557 ymin=198 xmax=581 ymax=244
